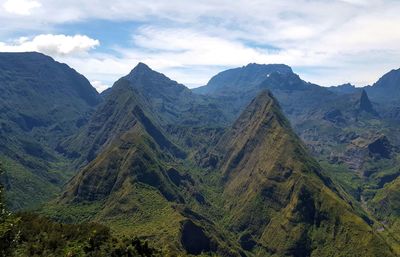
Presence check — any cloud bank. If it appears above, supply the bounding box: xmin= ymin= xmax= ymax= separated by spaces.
xmin=3 ymin=0 xmax=41 ymax=15
xmin=0 ymin=0 xmax=399 ymax=91
xmin=0 ymin=34 xmax=99 ymax=56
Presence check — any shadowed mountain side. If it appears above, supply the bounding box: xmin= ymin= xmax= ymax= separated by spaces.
xmin=0 ymin=52 xmax=101 ymax=209
xmin=60 ymin=79 xmax=185 ymax=168
xmin=193 ymin=63 xmax=346 ymax=129
xmin=194 ymin=63 xmax=293 ymax=95
xmin=366 ymin=68 xmax=400 ymax=104
xmin=123 ymin=62 xmax=230 ymax=127
xmin=60 ymin=63 xmax=232 ymax=169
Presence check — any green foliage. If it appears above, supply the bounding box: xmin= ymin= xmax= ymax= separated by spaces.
xmin=0 ymin=52 xmax=100 ymax=210
xmin=1 ymin=160 xmax=161 ymax=257
xmin=0 ymin=163 xmax=20 ymax=257
xmin=3 ymin=56 xmax=400 ymax=256
xmin=12 ymin=212 xmax=161 ymax=257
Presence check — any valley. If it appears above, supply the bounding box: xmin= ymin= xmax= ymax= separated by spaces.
xmin=1 ymin=53 xmax=400 ymax=256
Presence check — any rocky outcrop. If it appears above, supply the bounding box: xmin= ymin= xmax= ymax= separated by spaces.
xmin=358 ymin=90 xmax=377 ymax=115
xmin=368 ymin=135 xmax=392 ymax=159
xmin=323 ymin=109 xmax=346 ymax=124
xmin=180 ymin=220 xmax=212 ymax=255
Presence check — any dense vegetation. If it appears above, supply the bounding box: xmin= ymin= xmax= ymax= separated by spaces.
xmin=1 ymin=53 xmax=400 ymax=256
xmin=0 ymin=163 xmax=161 ymax=257
xmin=0 ymin=52 xmax=100 ymax=210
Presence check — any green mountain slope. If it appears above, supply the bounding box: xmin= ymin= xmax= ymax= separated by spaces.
xmin=213 ymin=91 xmax=395 ymax=256
xmin=48 ymin=70 xmax=241 ymax=256
xmin=193 ymin=64 xmax=400 ymax=238
xmin=46 ymin=75 xmax=397 ymax=256
xmin=60 ymin=63 xmax=228 ymax=169
xmin=3 ymin=56 xmax=398 ymax=256
xmin=0 ymin=52 xmax=100 ymax=209
xmin=369 ymin=177 xmax=400 ymax=252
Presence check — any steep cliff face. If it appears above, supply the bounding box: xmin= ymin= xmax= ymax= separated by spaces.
xmin=216 ymin=91 xmax=395 ymax=256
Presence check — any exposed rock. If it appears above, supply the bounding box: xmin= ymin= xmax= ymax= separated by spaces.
xmin=166 ymin=167 xmax=194 ymax=186
xmin=358 ymin=90 xmax=377 ymax=115
xmin=377 ymin=172 xmax=400 ymax=188
xmin=180 ymin=220 xmax=211 ymax=255
xmin=368 ymin=135 xmax=392 ymax=159
xmin=338 ymin=131 xmax=359 ymax=143
xmin=323 ymin=109 xmax=345 ymax=124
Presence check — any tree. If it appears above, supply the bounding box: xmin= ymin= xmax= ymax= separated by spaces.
xmin=0 ymin=162 xmax=20 ymax=257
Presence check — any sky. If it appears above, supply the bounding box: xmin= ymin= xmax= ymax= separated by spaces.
xmin=0 ymin=0 xmax=399 ymax=92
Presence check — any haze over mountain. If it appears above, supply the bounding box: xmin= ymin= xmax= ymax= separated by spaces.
xmin=366 ymin=68 xmax=400 ymax=104
xmin=1 ymin=52 xmax=400 ymax=256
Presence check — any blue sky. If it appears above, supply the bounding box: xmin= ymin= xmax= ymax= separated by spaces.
xmin=0 ymin=0 xmax=400 ymax=92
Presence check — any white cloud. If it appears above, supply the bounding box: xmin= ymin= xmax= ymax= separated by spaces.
xmin=90 ymin=80 xmax=109 ymax=93
xmin=0 ymin=0 xmax=399 ymax=87
xmin=0 ymin=34 xmax=99 ymax=56
xmin=3 ymin=0 xmax=41 ymax=15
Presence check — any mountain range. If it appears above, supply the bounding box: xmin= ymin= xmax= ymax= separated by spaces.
xmin=1 ymin=52 xmax=400 ymax=256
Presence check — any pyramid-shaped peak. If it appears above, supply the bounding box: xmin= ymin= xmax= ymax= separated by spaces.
xmin=230 ymin=90 xmax=286 ymax=133
xmin=359 ymin=90 xmax=376 ymax=114
xmin=358 ymin=89 xmax=377 ymax=115
xmin=124 ymin=62 xmax=167 ymax=82
xmin=233 ymin=90 xmax=281 ymax=119
xmin=130 ymin=62 xmax=153 ymax=73
xmin=136 ymin=62 xmax=151 ymax=69
xmin=251 ymin=89 xmax=276 ymax=104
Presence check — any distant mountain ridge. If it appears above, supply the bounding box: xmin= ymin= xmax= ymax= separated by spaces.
xmin=366 ymin=68 xmax=400 ymax=104
xmin=328 ymin=83 xmax=360 ymax=94
xmin=194 ymin=63 xmax=293 ymax=95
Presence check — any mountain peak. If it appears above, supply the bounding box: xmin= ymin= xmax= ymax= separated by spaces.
xmin=123 ymin=62 xmax=174 ymax=86
xmin=249 ymin=89 xmax=277 ymax=107
xmin=337 ymin=83 xmax=357 ymax=90
xmin=135 ymin=62 xmax=152 ymax=70
xmin=366 ymin=68 xmax=400 ymax=103
xmin=217 ymin=90 xmax=291 ymax=177
xmin=328 ymin=83 xmax=359 ymax=95
xmin=358 ymin=89 xmax=376 ymax=114
xmin=372 ymin=68 xmax=400 ymax=89
xmin=127 ymin=62 xmax=154 ymax=76
xmin=244 ymin=63 xmax=293 ymax=73
xmin=193 ymin=63 xmax=294 ymax=95
xmin=255 ymin=88 xmax=274 ymax=97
